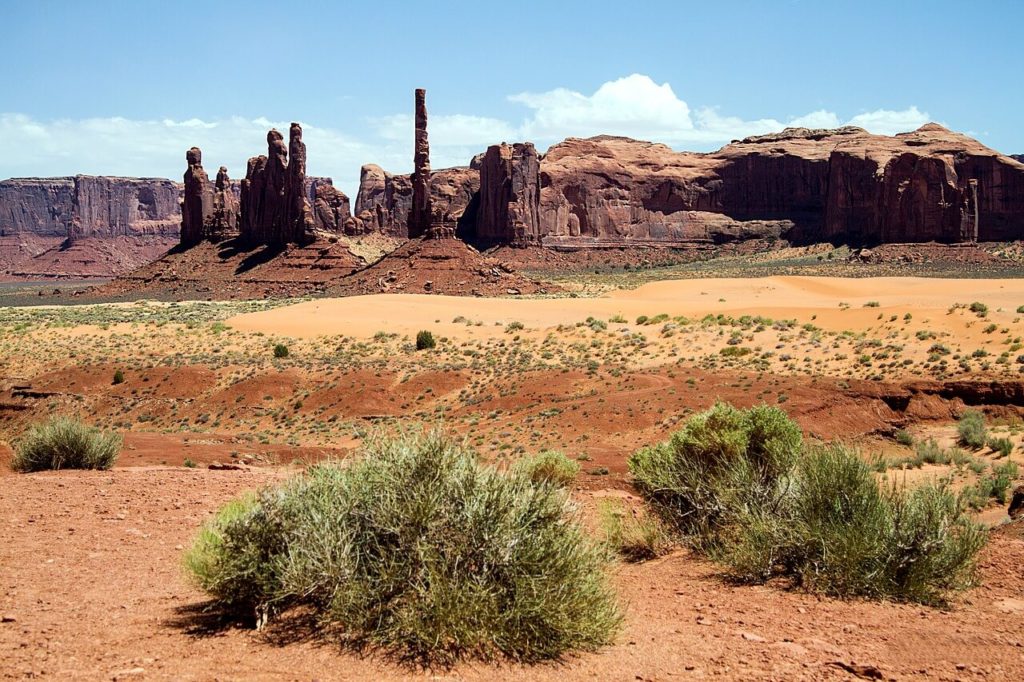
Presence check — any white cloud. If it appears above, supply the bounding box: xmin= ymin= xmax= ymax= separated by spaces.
xmin=847 ymin=106 xmax=930 ymax=136
xmin=1 ymin=75 xmax=935 ymax=198
xmin=511 ymin=74 xmax=694 ymax=141
xmin=508 ymin=75 xmax=931 ymax=147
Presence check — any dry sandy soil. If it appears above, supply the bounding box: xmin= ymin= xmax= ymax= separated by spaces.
xmin=2 ymin=275 xmax=1024 ymax=680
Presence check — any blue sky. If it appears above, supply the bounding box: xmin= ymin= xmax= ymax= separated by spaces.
xmin=2 ymin=0 xmax=1022 ymax=196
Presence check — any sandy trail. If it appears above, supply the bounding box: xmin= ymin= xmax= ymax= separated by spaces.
xmin=227 ymin=276 xmax=1024 ymax=341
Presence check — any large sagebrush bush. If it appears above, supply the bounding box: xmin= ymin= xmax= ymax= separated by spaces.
xmin=628 ymin=402 xmax=801 ymax=540
xmin=630 ymin=404 xmax=987 ymax=605
xmin=184 ymin=430 xmax=620 ymax=666
xmin=11 ymin=417 xmax=121 ymax=472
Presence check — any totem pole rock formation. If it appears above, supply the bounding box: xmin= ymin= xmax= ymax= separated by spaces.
xmin=210 ymin=166 xmax=239 ymax=240
xmin=239 ymin=124 xmax=317 ymax=247
xmin=285 ymin=123 xmax=315 ymax=244
xmin=409 ymin=88 xmax=432 ymax=239
xmin=477 ymin=142 xmax=541 ymax=247
xmin=180 ymin=147 xmax=214 ymax=247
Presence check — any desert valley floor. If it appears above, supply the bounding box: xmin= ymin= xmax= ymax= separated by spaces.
xmin=2 ymin=275 xmax=1024 ymax=680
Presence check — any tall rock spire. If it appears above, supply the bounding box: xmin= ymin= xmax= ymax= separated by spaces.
xmin=180 ymin=147 xmax=213 ymax=247
xmin=409 ymin=88 xmax=431 ymax=238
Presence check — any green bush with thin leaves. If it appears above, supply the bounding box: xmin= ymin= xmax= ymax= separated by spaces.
xmin=184 ymin=430 xmax=620 ymax=666
xmin=957 ymin=410 xmax=988 ymax=449
xmin=513 ymin=450 xmax=580 ymax=487
xmin=11 ymin=417 xmax=121 ymax=472
xmin=725 ymin=446 xmax=985 ymax=604
xmin=415 ymin=330 xmax=436 ymax=351
xmin=629 ymin=404 xmax=986 ymax=605
xmin=628 ymin=402 xmax=801 ymax=542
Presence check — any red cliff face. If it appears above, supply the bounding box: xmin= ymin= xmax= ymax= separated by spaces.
xmin=476 ymin=142 xmax=541 ymax=247
xmin=0 ymin=175 xmax=179 ymax=242
xmin=0 ymin=175 xmax=180 ymax=277
xmin=534 ymin=124 xmax=1024 ymax=247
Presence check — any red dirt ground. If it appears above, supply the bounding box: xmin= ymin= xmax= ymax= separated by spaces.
xmin=1 ymin=468 xmax=1021 ymax=681
xmin=333 ymin=237 xmax=556 ymax=297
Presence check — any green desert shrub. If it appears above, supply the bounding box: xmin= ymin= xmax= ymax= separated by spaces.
xmin=415 ymin=330 xmax=436 ymax=350
xmin=184 ymin=430 xmax=620 ymax=665
xmin=112 ymin=369 xmax=125 ymax=385
xmin=957 ymin=410 xmax=988 ymax=449
xmin=272 ymin=343 xmax=289 ymax=358
xmin=513 ymin=449 xmax=580 ymax=487
xmin=724 ymin=446 xmax=984 ymax=604
xmin=11 ymin=417 xmax=121 ymax=472
xmin=894 ymin=429 xmax=914 ymax=446
xmin=987 ymin=436 xmax=1013 ymax=458
xmin=630 ymin=405 xmax=986 ymax=605
xmin=628 ymin=402 xmax=801 ymax=541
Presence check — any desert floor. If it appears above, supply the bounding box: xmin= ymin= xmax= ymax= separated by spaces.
xmin=2 ymin=275 xmax=1023 ymax=680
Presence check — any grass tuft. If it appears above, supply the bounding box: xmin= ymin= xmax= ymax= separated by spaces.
xmin=513 ymin=450 xmax=580 ymax=487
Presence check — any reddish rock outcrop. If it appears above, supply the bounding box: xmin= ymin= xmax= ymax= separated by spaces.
xmin=312 ymin=184 xmax=354 ymax=234
xmin=0 ymin=175 xmax=180 ymax=278
xmin=354 ymin=165 xmax=479 ymax=238
xmin=239 ymin=125 xmax=317 ymax=247
xmin=537 ymin=125 xmax=1024 ymax=247
xmin=409 ymin=88 xmax=431 ymax=238
xmin=210 ymin=166 xmax=239 ymax=240
xmin=476 ymin=142 xmax=541 ymax=247
xmin=180 ymin=147 xmax=214 ymax=247
xmin=0 ymin=178 xmax=77 ymax=238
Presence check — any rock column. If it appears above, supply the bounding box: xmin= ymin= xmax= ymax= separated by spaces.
xmin=210 ymin=166 xmax=239 ymax=240
xmin=409 ymin=88 xmax=431 ymax=238
xmin=180 ymin=147 xmax=214 ymax=247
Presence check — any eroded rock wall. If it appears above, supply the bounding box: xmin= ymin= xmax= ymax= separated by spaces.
xmin=476 ymin=142 xmax=541 ymax=247
xmin=536 ymin=125 xmax=1024 ymax=247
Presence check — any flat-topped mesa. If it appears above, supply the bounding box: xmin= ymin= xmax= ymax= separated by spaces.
xmin=180 ymin=147 xmax=214 ymax=247
xmin=409 ymin=88 xmax=432 ymax=238
xmin=476 ymin=142 xmax=541 ymax=247
xmin=239 ymin=124 xmax=318 ymax=247
xmin=537 ymin=124 xmax=1024 ymax=247
xmin=210 ymin=166 xmax=239 ymax=240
